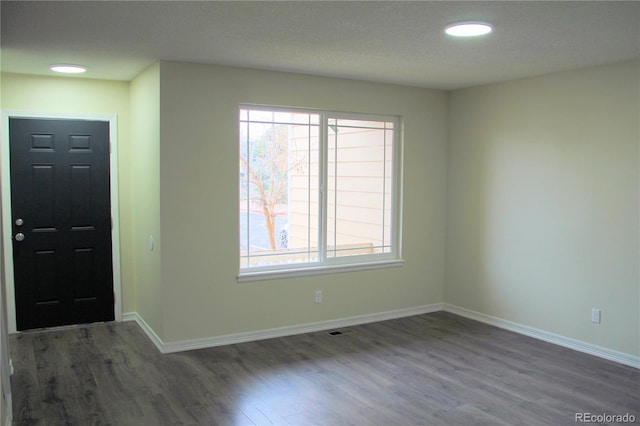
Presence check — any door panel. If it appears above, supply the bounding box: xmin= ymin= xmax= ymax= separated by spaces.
xmin=9 ymin=118 xmax=114 ymax=331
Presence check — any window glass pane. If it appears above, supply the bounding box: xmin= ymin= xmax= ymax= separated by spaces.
xmin=248 ymin=109 xmax=275 ymax=123
xmin=334 ymin=118 xmax=393 ymax=130
xmin=327 ymin=118 xmax=393 ymax=258
xmin=288 ymin=124 xmax=320 ymax=263
xmin=240 ymin=107 xmax=397 ymax=273
xmin=274 ymin=111 xmax=315 ymax=125
xmin=240 ymin=109 xmax=320 ymax=268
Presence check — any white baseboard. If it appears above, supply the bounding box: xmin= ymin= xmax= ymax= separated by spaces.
xmin=123 ymin=303 xmax=443 ymax=354
xmin=122 ymin=312 xmax=165 ymax=353
xmin=123 ymin=303 xmax=639 ymax=369
xmin=443 ymin=304 xmax=640 ymax=369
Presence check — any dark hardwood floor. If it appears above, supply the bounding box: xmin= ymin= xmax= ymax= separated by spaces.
xmin=9 ymin=312 xmax=640 ymax=425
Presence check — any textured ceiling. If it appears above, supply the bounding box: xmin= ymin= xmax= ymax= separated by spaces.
xmin=1 ymin=1 xmax=639 ymax=89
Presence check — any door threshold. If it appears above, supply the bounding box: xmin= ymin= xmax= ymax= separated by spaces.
xmin=15 ymin=321 xmax=115 ymax=334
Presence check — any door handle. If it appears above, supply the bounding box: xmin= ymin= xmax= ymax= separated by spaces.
xmin=14 ymin=233 xmax=25 ymax=242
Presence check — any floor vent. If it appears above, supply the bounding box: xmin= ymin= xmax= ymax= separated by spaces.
xmin=328 ymin=329 xmax=355 ymax=336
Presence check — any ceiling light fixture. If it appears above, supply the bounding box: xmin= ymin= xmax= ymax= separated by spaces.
xmin=445 ymin=22 xmax=494 ymax=37
xmin=49 ymin=64 xmax=87 ymax=74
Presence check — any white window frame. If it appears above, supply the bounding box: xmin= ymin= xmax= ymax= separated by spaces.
xmin=238 ymin=105 xmax=404 ymax=282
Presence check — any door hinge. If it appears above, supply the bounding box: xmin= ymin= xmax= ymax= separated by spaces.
xmin=109 ymin=141 xmax=112 ymax=154
xmin=111 ymin=217 xmax=113 ymax=230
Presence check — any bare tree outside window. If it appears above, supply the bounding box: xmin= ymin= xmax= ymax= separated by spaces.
xmin=239 ymin=123 xmax=289 ymax=251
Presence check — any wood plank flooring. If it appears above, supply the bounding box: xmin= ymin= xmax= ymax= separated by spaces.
xmin=9 ymin=312 xmax=640 ymax=425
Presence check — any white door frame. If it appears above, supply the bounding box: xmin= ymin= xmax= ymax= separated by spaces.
xmin=1 ymin=111 xmax=122 ymax=333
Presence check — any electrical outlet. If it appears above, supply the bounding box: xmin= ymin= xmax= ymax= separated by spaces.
xmin=315 ymin=290 xmax=322 ymax=303
xmin=591 ymin=308 xmax=601 ymax=324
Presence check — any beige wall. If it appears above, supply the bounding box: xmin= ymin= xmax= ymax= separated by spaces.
xmin=446 ymin=60 xmax=640 ymax=356
xmin=157 ymin=61 xmax=448 ymax=342
xmin=0 ymin=73 xmax=135 ymax=315
xmin=129 ymin=64 xmax=163 ymax=337
xmin=1 ymin=59 xmax=636 ymax=361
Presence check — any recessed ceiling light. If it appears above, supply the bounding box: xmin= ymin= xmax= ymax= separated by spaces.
xmin=445 ymin=22 xmax=494 ymax=37
xmin=49 ymin=64 xmax=87 ymax=74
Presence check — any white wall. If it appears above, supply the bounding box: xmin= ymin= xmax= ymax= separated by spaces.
xmin=446 ymin=59 xmax=639 ymax=356
xmin=155 ymin=61 xmax=448 ymax=343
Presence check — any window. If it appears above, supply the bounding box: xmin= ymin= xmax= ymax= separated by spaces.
xmin=239 ymin=106 xmax=402 ymax=279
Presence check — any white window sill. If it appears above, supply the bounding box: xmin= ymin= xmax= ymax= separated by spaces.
xmin=237 ymin=259 xmax=405 ymax=283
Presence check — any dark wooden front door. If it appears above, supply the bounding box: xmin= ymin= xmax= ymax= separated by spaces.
xmin=9 ymin=118 xmax=114 ymax=331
